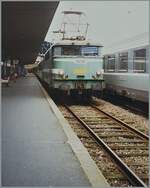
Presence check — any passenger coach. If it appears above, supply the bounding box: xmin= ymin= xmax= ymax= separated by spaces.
xmin=103 ymin=45 xmax=149 ymax=103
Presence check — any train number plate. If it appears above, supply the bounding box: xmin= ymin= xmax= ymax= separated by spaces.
xmin=73 ymin=68 xmax=87 ymax=75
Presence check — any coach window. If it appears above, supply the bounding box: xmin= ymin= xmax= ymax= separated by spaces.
xmin=133 ymin=48 xmax=146 ymax=73
xmin=118 ymin=52 xmax=128 ymax=72
xmin=106 ymin=55 xmax=115 ymax=72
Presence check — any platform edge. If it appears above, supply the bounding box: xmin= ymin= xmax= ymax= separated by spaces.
xmin=38 ymin=80 xmax=110 ymax=188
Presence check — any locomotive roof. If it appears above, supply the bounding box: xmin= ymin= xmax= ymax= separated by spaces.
xmin=52 ymin=40 xmax=103 ymax=47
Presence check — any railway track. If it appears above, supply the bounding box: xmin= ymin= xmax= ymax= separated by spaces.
xmin=59 ymin=103 xmax=149 ymax=187
xmin=97 ymin=94 xmax=148 ymax=117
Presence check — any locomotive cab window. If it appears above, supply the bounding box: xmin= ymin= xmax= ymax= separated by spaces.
xmin=53 ymin=47 xmax=62 ymax=56
xmin=62 ymin=46 xmax=80 ymax=56
xmin=133 ymin=48 xmax=146 ymax=73
xmin=118 ymin=52 xmax=128 ymax=72
xmin=81 ymin=46 xmax=99 ymax=56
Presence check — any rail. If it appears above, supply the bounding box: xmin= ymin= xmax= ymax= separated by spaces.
xmin=64 ymin=104 xmax=148 ymax=187
xmin=91 ymin=104 xmax=149 ymax=140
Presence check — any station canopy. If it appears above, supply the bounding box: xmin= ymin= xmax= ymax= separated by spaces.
xmin=2 ymin=2 xmax=59 ymax=64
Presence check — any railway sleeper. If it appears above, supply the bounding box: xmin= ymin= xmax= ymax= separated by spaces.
xmin=93 ymin=129 xmax=125 ymax=132
xmin=77 ymin=134 xmax=89 ymax=138
xmin=88 ymin=125 xmax=122 ymax=129
xmin=64 ymin=116 xmax=74 ymax=119
xmin=110 ymin=145 xmax=148 ymax=150
xmin=127 ymin=163 xmax=148 ymax=167
xmin=97 ymin=121 xmax=115 ymax=125
xmin=105 ymin=140 xmax=148 ymax=143
xmin=83 ymin=121 xmax=103 ymax=125
xmin=81 ymin=116 xmax=104 ymax=119
xmin=98 ymin=134 xmax=140 ymax=138
xmin=103 ymin=170 xmax=148 ymax=180
xmin=117 ymin=152 xmax=148 ymax=157
xmin=94 ymin=126 xmax=122 ymax=129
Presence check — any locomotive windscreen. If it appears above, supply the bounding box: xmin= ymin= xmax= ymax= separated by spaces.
xmin=53 ymin=45 xmax=100 ymax=56
xmin=81 ymin=46 xmax=99 ymax=56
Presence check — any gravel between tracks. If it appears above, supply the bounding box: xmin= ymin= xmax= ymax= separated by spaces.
xmin=92 ymin=97 xmax=149 ymax=135
xmin=59 ymin=106 xmax=131 ymax=187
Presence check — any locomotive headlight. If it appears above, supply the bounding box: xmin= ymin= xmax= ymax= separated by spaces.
xmin=59 ymin=70 xmax=64 ymax=76
xmin=96 ymin=71 xmax=101 ymax=76
xmin=96 ymin=69 xmax=104 ymax=77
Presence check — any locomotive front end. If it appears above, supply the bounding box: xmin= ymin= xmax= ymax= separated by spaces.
xmin=51 ymin=41 xmax=104 ymax=97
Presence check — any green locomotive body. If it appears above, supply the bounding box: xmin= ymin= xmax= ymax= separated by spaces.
xmin=37 ymin=40 xmax=104 ymax=97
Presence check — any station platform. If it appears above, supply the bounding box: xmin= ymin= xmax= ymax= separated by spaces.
xmin=2 ymin=74 xmax=109 ymax=187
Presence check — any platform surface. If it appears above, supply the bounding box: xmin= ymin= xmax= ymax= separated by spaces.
xmin=2 ymin=75 xmax=91 ymax=187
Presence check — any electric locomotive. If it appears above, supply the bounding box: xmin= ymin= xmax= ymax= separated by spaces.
xmin=37 ymin=40 xmax=104 ymax=97
xmin=36 ymin=11 xmax=104 ymax=98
